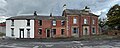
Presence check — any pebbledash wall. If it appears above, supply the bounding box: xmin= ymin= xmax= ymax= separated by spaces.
xmin=6 ymin=20 xmax=34 ymax=38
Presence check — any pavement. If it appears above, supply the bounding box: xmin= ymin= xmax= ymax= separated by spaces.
xmin=0 ymin=38 xmax=120 ymax=48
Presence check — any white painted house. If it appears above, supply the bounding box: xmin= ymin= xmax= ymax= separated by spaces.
xmin=6 ymin=16 xmax=35 ymax=38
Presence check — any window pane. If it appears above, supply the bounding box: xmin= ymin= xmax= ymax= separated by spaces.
xmin=61 ymin=29 xmax=64 ymax=35
xmin=73 ymin=28 xmax=78 ymax=33
xmin=92 ymin=28 xmax=95 ymax=33
xmin=61 ymin=20 xmax=65 ymax=26
xmin=53 ymin=21 xmax=56 ymax=26
xmin=11 ymin=28 xmax=14 ymax=36
xmin=84 ymin=19 xmax=87 ymax=24
xmin=27 ymin=29 xmax=30 ymax=38
xmin=52 ymin=29 xmax=56 ymax=35
xmin=39 ymin=20 xmax=42 ymax=26
xmin=38 ymin=29 xmax=42 ymax=35
xmin=27 ymin=19 xmax=30 ymax=26
xmin=93 ymin=19 xmax=95 ymax=24
xmin=73 ymin=18 xmax=77 ymax=24
xmin=11 ymin=20 xmax=14 ymax=26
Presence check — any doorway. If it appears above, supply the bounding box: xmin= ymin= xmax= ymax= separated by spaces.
xmin=46 ymin=29 xmax=51 ymax=38
xmin=19 ymin=29 xmax=24 ymax=38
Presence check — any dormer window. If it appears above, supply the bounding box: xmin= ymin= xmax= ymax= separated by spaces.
xmin=73 ymin=17 xmax=77 ymax=24
xmin=27 ymin=19 xmax=30 ymax=26
xmin=11 ymin=19 xmax=14 ymax=26
xmin=52 ymin=20 xmax=56 ymax=26
xmin=84 ymin=19 xmax=87 ymax=24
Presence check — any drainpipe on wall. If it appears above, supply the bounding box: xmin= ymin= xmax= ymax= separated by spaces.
xmin=50 ymin=13 xmax=53 ymax=38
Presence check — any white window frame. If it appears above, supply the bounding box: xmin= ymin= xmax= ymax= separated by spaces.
xmin=53 ymin=20 xmax=56 ymax=26
xmin=84 ymin=19 xmax=87 ymax=24
xmin=73 ymin=17 xmax=77 ymax=24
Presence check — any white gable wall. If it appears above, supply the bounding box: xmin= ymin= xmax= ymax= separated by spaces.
xmin=6 ymin=20 xmax=34 ymax=38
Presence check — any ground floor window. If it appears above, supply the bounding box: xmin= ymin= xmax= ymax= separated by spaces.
xmin=11 ymin=28 xmax=14 ymax=36
xmin=27 ymin=29 xmax=30 ymax=38
xmin=72 ymin=28 xmax=78 ymax=33
xmin=38 ymin=29 xmax=42 ymax=35
xmin=61 ymin=29 xmax=65 ymax=35
xmin=52 ymin=29 xmax=56 ymax=35
xmin=92 ymin=28 xmax=95 ymax=33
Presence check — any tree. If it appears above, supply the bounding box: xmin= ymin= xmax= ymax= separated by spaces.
xmin=107 ymin=4 xmax=120 ymax=29
xmin=99 ymin=18 xmax=107 ymax=32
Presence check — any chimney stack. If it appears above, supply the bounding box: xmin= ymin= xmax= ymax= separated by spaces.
xmin=84 ymin=6 xmax=90 ymax=12
xmin=50 ymin=13 xmax=52 ymax=17
xmin=34 ymin=11 xmax=37 ymax=16
xmin=63 ymin=4 xmax=67 ymax=11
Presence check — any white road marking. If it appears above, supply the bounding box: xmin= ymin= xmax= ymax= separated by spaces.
xmin=45 ymin=44 xmax=53 ymax=47
xmin=33 ymin=46 xmax=39 ymax=48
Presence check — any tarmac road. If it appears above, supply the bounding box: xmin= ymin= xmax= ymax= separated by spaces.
xmin=0 ymin=39 xmax=120 ymax=48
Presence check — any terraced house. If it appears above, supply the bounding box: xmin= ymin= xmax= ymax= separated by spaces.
xmin=6 ymin=7 xmax=99 ymax=38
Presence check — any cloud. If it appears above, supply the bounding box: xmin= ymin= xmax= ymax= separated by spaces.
xmin=0 ymin=0 xmax=7 ymax=16
xmin=0 ymin=0 xmax=120 ymax=19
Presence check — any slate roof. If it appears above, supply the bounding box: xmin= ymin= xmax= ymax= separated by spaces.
xmin=6 ymin=15 xmax=66 ymax=20
xmin=65 ymin=9 xmax=82 ymax=15
xmin=64 ymin=9 xmax=98 ymax=17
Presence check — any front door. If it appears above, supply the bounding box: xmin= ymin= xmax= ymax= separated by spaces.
xmin=46 ymin=29 xmax=51 ymax=38
xmin=20 ymin=29 xmax=24 ymax=38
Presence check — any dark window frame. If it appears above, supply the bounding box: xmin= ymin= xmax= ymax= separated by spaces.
xmin=92 ymin=28 xmax=95 ymax=33
xmin=11 ymin=28 xmax=14 ymax=36
xmin=27 ymin=19 xmax=30 ymax=26
xmin=72 ymin=28 xmax=78 ymax=33
xmin=11 ymin=19 xmax=14 ymax=26
xmin=61 ymin=29 xmax=65 ymax=35
xmin=38 ymin=29 xmax=42 ymax=35
xmin=27 ymin=29 xmax=30 ymax=37
xmin=38 ymin=20 xmax=42 ymax=26
xmin=61 ymin=20 xmax=65 ymax=26
xmin=52 ymin=29 xmax=56 ymax=35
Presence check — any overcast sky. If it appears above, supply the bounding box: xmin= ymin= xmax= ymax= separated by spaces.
xmin=0 ymin=0 xmax=120 ymax=18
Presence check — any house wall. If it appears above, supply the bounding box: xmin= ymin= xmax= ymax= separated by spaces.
xmin=34 ymin=19 xmax=67 ymax=38
xmin=6 ymin=20 xmax=34 ymax=38
xmin=67 ymin=15 xmax=80 ymax=37
xmin=66 ymin=15 xmax=99 ymax=37
xmin=0 ymin=24 xmax=6 ymax=33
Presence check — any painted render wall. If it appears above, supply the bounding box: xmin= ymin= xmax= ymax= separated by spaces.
xmin=6 ymin=20 xmax=34 ymax=38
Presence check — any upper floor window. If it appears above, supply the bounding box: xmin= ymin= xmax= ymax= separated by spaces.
xmin=61 ymin=20 xmax=65 ymax=26
xmin=52 ymin=29 xmax=56 ymax=35
xmin=27 ymin=19 xmax=30 ymax=26
xmin=38 ymin=20 xmax=42 ymax=26
xmin=73 ymin=17 xmax=77 ymax=24
xmin=93 ymin=19 xmax=95 ymax=24
xmin=11 ymin=19 xmax=14 ymax=26
xmin=52 ymin=20 xmax=56 ymax=26
xmin=38 ymin=28 xmax=42 ymax=35
xmin=84 ymin=19 xmax=87 ymax=24
xmin=11 ymin=28 xmax=14 ymax=36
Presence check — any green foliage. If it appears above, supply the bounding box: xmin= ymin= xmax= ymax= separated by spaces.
xmin=107 ymin=4 xmax=120 ymax=29
xmin=0 ymin=32 xmax=5 ymax=36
